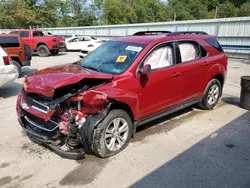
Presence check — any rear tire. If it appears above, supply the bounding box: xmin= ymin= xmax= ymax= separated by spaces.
xmin=92 ymin=109 xmax=133 ymax=158
xmin=198 ymin=79 xmax=221 ymax=110
xmin=37 ymin=45 xmax=50 ymax=57
xmin=12 ymin=60 xmax=22 ymax=78
xmin=24 ymin=44 xmax=32 ymax=59
xmin=50 ymin=49 xmax=59 ymax=55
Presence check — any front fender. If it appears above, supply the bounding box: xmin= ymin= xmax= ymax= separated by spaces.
xmin=93 ymin=83 xmax=140 ymax=120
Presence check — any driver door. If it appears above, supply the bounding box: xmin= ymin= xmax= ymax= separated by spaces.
xmin=136 ymin=42 xmax=183 ymax=119
xmin=67 ymin=38 xmax=79 ymax=50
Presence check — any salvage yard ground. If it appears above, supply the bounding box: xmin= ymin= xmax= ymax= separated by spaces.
xmin=0 ymin=52 xmax=250 ymax=188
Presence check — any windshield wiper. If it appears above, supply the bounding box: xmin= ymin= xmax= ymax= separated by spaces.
xmin=82 ymin=65 xmax=101 ymax=72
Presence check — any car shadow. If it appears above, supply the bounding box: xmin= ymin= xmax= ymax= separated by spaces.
xmin=131 ymin=111 xmax=250 ymax=188
xmin=222 ymin=97 xmax=240 ymax=107
xmin=22 ymin=67 xmax=38 ymax=77
xmin=0 ymin=82 xmax=22 ymax=99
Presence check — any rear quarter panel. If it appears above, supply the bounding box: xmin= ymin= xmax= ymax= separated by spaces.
xmin=199 ymin=38 xmax=228 ymax=91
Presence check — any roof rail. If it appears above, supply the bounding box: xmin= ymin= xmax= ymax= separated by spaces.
xmin=134 ymin=31 xmax=171 ymax=35
xmin=167 ymin=31 xmax=208 ymax=36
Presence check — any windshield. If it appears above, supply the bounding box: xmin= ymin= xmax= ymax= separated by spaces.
xmin=80 ymin=41 xmax=145 ymax=75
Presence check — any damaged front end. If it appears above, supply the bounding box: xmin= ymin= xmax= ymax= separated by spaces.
xmin=17 ymin=78 xmax=112 ymax=160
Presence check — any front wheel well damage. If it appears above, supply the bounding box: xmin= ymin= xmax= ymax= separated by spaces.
xmin=108 ymin=101 xmax=134 ymax=122
xmin=79 ymin=100 xmax=135 ymax=154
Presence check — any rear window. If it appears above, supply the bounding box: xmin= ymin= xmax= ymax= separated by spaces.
xmin=204 ymin=38 xmax=224 ymax=52
xmin=0 ymin=36 xmax=20 ymax=47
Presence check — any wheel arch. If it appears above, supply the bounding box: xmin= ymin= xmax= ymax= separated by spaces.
xmin=36 ymin=42 xmax=48 ymax=49
xmin=109 ymin=100 xmax=135 ymax=123
xmin=212 ymin=74 xmax=224 ymax=88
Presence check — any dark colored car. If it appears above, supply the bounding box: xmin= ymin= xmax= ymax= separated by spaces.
xmin=0 ymin=34 xmax=32 ymax=77
xmin=9 ymin=29 xmax=65 ymax=57
xmin=16 ymin=31 xmax=228 ymax=159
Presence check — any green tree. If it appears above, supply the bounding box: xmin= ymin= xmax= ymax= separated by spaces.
xmin=217 ymin=1 xmax=239 ymax=18
xmin=239 ymin=1 xmax=250 ymax=16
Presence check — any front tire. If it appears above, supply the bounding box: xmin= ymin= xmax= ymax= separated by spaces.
xmin=198 ymin=79 xmax=222 ymax=110
xmin=37 ymin=45 xmax=50 ymax=57
xmin=92 ymin=109 xmax=133 ymax=158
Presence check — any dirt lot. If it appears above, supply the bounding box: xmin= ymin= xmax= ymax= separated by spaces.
xmin=0 ymin=52 xmax=250 ymax=188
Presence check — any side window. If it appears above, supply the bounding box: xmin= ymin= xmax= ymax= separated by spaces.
xmin=144 ymin=44 xmax=173 ymax=70
xmin=204 ymin=38 xmax=224 ymax=52
xmin=0 ymin=36 xmax=20 ymax=48
xmin=33 ymin=31 xmax=44 ymax=37
xmin=83 ymin=37 xmax=91 ymax=41
xmin=19 ymin=31 xmax=29 ymax=38
xmin=179 ymin=42 xmax=200 ymax=62
xmin=178 ymin=41 xmax=207 ymax=63
xmin=72 ymin=38 xmax=79 ymax=42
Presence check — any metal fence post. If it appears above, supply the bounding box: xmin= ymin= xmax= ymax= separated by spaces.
xmin=215 ymin=20 xmax=221 ymax=39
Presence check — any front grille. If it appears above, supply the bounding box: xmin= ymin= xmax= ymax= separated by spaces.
xmin=21 ymin=108 xmax=59 ymax=138
xmin=22 ymin=90 xmax=52 ymax=113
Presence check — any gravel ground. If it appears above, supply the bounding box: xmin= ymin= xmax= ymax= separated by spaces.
xmin=0 ymin=52 xmax=250 ymax=188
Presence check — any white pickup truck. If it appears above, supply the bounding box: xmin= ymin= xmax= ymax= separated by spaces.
xmin=0 ymin=46 xmax=19 ymax=87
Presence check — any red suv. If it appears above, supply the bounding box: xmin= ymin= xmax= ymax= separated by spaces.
xmin=16 ymin=31 xmax=228 ymax=159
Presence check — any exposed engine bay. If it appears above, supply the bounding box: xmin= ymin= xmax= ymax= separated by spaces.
xmin=18 ymin=77 xmax=113 ymax=159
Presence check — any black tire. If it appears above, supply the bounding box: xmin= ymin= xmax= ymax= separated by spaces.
xmin=37 ymin=45 xmax=50 ymax=57
xmin=198 ymin=79 xmax=222 ymax=110
xmin=92 ymin=109 xmax=133 ymax=158
xmin=50 ymin=49 xmax=59 ymax=55
xmin=24 ymin=44 xmax=32 ymax=59
xmin=12 ymin=60 xmax=22 ymax=78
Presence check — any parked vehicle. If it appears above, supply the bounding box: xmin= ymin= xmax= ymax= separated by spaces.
xmin=66 ymin=36 xmax=100 ymax=51
xmin=79 ymin=43 xmax=102 ymax=59
xmin=16 ymin=31 xmax=228 ymax=159
xmin=58 ymin=34 xmax=84 ymax=42
xmin=0 ymin=34 xmax=32 ymax=77
xmin=9 ymin=29 xmax=65 ymax=57
xmin=0 ymin=46 xmax=18 ymax=87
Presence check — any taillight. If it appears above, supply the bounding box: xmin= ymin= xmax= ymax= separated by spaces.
xmin=3 ymin=56 xmax=10 ymax=65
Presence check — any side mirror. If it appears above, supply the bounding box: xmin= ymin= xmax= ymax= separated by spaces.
xmin=139 ymin=64 xmax=151 ymax=76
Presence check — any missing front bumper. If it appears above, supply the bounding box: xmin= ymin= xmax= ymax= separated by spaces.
xmin=18 ymin=118 xmax=85 ymax=160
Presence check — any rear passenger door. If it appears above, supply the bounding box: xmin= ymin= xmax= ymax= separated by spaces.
xmin=176 ymin=40 xmax=208 ymax=102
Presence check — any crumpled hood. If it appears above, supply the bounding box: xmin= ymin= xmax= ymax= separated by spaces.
xmin=24 ymin=63 xmax=113 ymax=97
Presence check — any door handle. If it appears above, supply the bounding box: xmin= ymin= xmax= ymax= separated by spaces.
xmin=172 ymin=72 xmax=180 ymax=78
